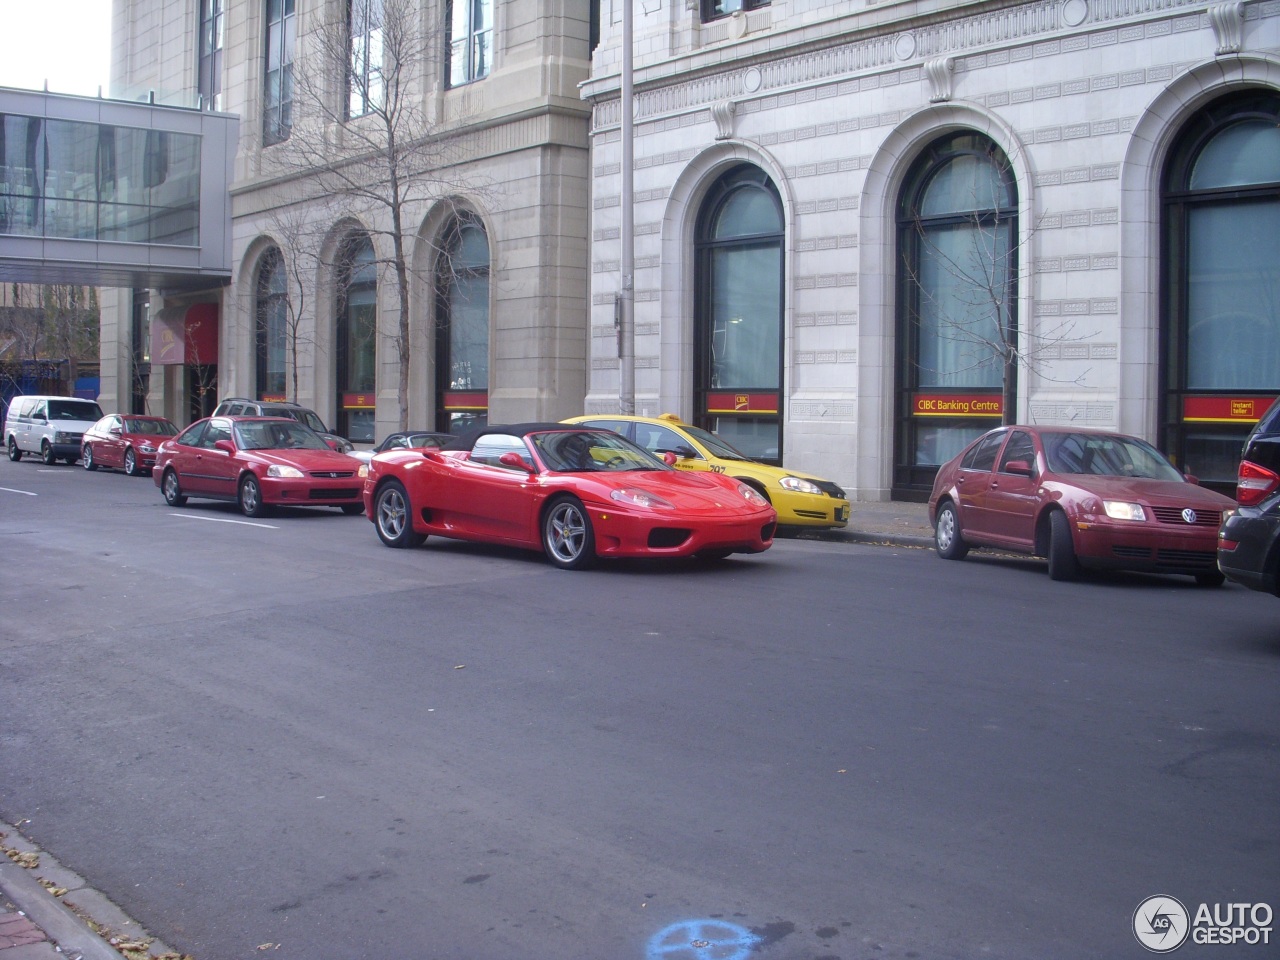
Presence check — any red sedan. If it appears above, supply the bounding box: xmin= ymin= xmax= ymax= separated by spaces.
xmin=82 ymin=414 xmax=178 ymax=475
xmin=928 ymin=425 xmax=1237 ymax=584
xmin=362 ymin=423 xmax=777 ymax=569
xmin=154 ymin=416 xmax=365 ymax=517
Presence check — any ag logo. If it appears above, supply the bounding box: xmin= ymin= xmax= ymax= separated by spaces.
xmin=1134 ymin=895 xmax=1190 ymax=952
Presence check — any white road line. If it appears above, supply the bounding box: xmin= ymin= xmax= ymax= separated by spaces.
xmin=168 ymin=512 xmax=278 ymax=530
xmin=0 ymin=486 xmax=38 ymax=496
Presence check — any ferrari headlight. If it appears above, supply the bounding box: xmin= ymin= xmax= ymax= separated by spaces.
xmin=736 ymin=483 xmax=769 ymax=508
xmin=779 ymin=476 xmax=822 ymax=496
xmin=1103 ymin=500 xmax=1147 ymax=522
xmin=267 ymin=464 xmax=305 ymax=479
xmin=610 ymin=488 xmax=675 ymax=510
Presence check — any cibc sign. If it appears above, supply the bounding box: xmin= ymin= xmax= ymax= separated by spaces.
xmin=911 ymin=393 xmax=1003 ymax=418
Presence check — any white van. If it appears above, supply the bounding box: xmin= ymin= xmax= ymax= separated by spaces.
xmin=5 ymin=395 xmax=106 ymax=465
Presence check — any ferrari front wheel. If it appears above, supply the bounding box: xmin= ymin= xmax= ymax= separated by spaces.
xmin=374 ymin=481 xmax=425 ymax=548
xmin=542 ymin=496 xmax=595 ymax=570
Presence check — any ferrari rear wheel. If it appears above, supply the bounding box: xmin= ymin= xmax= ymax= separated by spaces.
xmin=543 ymin=495 xmax=595 ymax=570
xmin=374 ymin=481 xmax=425 ymax=547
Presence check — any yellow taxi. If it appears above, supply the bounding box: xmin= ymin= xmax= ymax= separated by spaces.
xmin=563 ymin=413 xmax=850 ymax=530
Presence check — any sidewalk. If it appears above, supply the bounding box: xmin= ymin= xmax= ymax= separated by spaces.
xmin=0 ymin=826 xmax=183 ymax=960
xmin=0 ymin=499 xmax=933 ymax=959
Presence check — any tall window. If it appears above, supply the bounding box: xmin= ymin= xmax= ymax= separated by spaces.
xmin=894 ymin=132 xmax=1017 ymax=496
xmin=446 ymin=0 xmax=492 ymax=88
xmin=337 ymin=235 xmax=378 ymax=442
xmin=701 ymin=0 xmax=768 ymax=23
xmin=255 ymin=248 xmax=288 ymax=401
xmin=199 ymin=0 xmax=224 ymax=111
xmin=264 ymin=0 xmax=296 ymax=146
xmin=694 ymin=164 xmax=784 ymax=464
xmin=349 ymin=0 xmax=384 ymax=118
xmin=435 ymin=215 xmax=490 ymax=433
xmin=1161 ymin=90 xmax=1280 ymax=488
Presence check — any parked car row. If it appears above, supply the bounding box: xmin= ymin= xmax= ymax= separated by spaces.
xmin=7 ymin=392 xmax=1277 ymax=586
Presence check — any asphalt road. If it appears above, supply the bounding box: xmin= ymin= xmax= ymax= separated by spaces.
xmin=1 ymin=456 xmax=1277 ymax=960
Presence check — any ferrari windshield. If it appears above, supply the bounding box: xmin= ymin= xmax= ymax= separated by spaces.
xmin=532 ymin=430 xmax=671 ymax=473
xmin=1042 ymin=432 xmax=1184 ymax=481
xmin=235 ymin=420 xmax=330 ymax=451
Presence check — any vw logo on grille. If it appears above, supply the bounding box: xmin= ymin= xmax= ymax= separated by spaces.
xmin=1181 ymin=508 xmax=1197 ymax=524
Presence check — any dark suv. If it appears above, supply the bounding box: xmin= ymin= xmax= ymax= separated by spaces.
xmin=1218 ymin=397 xmax=1280 ymax=597
xmin=211 ymin=398 xmax=354 ymax=454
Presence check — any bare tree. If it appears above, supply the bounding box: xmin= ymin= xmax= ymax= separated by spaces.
xmin=902 ymin=179 xmax=1093 ymax=426
xmin=270 ymin=0 xmax=481 ymax=430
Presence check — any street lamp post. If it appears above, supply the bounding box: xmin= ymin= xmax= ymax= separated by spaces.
xmin=618 ymin=0 xmax=635 ymax=414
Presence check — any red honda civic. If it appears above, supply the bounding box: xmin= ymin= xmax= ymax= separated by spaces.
xmin=154 ymin=416 xmax=365 ymax=517
xmin=928 ymin=425 xmax=1237 ymax=584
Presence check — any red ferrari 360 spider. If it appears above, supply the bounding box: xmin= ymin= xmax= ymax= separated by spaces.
xmin=362 ymin=423 xmax=778 ymax=569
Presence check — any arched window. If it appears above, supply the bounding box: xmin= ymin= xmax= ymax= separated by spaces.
xmin=694 ymin=164 xmax=784 ymax=463
xmin=1161 ymin=90 xmax=1280 ymax=488
xmin=255 ymin=247 xmax=288 ymax=401
xmin=894 ymin=132 xmax=1017 ymax=496
xmin=337 ymin=234 xmax=377 ymax=442
xmin=435 ymin=215 xmax=490 ymax=433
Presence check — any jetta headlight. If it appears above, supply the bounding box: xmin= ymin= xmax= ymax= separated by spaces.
xmin=610 ymin=488 xmax=675 ymax=509
xmin=1103 ymin=500 xmax=1147 ymax=521
xmin=267 ymin=464 xmax=305 ymax=479
xmin=779 ymin=476 xmax=823 ymax=496
xmin=736 ymin=483 xmax=769 ymax=508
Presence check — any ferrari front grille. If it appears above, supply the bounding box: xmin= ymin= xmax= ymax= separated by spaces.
xmin=648 ymin=528 xmax=692 ymax=548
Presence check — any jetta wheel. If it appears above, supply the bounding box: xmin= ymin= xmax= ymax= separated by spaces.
xmin=374 ymin=481 xmax=424 ymax=547
xmin=542 ymin=496 xmax=595 ymax=570
xmin=934 ymin=501 xmax=969 ymax=560
xmin=1047 ymin=509 xmax=1079 ymax=581
xmin=83 ymin=445 xmax=97 ymax=471
xmin=162 ymin=469 xmax=187 ymax=506
xmin=239 ymin=475 xmax=270 ymax=518
xmin=123 ymin=448 xmax=139 ymax=476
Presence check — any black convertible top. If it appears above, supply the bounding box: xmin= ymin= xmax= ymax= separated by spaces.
xmin=441 ymin=422 xmax=581 ymax=451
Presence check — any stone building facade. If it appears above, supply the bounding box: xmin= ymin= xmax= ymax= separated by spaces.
xmin=101 ymin=0 xmax=595 ymax=441
xmin=582 ymin=0 xmax=1280 ymax=499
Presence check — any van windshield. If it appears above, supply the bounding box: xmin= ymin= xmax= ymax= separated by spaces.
xmin=49 ymin=400 xmax=104 ymax=421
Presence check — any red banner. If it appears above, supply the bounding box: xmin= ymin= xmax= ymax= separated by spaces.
xmin=705 ymin=392 xmax=778 ymax=415
xmin=1183 ymin=396 xmax=1275 ymax=423
xmin=442 ymin=391 xmax=488 ymax=410
xmin=342 ymin=393 xmax=376 ymax=409
xmin=912 ymin=393 xmax=1003 ymax=418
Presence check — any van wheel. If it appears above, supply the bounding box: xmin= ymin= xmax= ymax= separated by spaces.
xmin=162 ymin=469 xmax=187 ymax=506
xmin=41 ymin=441 xmax=56 ymax=465
xmin=8 ymin=437 xmax=22 ymax=462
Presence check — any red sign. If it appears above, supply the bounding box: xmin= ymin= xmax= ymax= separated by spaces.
xmin=705 ymin=392 xmax=778 ymax=415
xmin=442 ymin=391 xmax=488 ymax=410
xmin=259 ymin=393 xmax=287 ymax=403
xmin=342 ymin=393 xmax=375 ymax=409
xmin=1183 ymin=396 xmax=1275 ymax=423
xmin=912 ymin=393 xmax=1003 ymax=418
